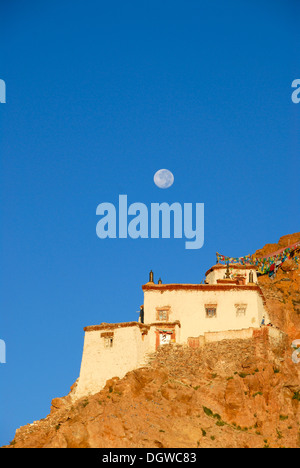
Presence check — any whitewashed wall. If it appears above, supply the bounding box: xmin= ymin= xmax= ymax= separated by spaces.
xmin=75 ymin=325 xmax=150 ymax=399
xmin=143 ymin=287 xmax=267 ymax=343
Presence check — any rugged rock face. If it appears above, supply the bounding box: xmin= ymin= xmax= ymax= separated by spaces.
xmin=3 ymin=233 xmax=300 ymax=449
xmin=256 ymin=232 xmax=300 ymax=339
xmin=4 ymin=333 xmax=300 ymax=448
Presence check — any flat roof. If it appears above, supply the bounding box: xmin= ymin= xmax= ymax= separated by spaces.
xmin=142 ymin=283 xmax=260 ymax=291
xmin=83 ymin=321 xmax=149 ymax=332
xmin=83 ymin=320 xmax=181 ymax=332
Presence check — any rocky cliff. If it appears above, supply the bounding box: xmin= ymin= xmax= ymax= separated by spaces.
xmin=256 ymin=232 xmax=300 ymax=338
xmin=3 ymin=233 xmax=300 ymax=449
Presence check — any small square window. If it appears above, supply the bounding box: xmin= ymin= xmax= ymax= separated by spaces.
xmin=104 ymin=337 xmax=113 ymax=348
xmin=101 ymin=332 xmax=114 ymax=347
xmin=206 ymin=307 xmax=217 ymax=318
xmin=158 ymin=310 xmax=168 ymax=321
xmin=236 ymin=306 xmax=246 ymax=317
xmin=156 ymin=307 xmax=170 ymax=321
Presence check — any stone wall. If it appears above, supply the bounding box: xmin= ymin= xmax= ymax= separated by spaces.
xmin=187 ymin=325 xmax=285 ymax=348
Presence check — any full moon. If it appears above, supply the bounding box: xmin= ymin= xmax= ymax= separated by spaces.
xmin=154 ymin=169 xmax=174 ymax=189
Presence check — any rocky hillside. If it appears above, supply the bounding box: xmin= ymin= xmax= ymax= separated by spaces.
xmin=3 ymin=233 xmax=300 ymax=449
xmin=256 ymin=232 xmax=300 ymax=338
xmin=4 ymin=332 xmax=300 ymax=448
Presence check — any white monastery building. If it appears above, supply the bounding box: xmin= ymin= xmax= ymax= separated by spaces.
xmin=74 ymin=263 xmax=270 ymax=399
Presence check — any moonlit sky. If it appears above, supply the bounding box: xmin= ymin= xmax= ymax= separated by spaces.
xmin=0 ymin=0 xmax=299 ymax=446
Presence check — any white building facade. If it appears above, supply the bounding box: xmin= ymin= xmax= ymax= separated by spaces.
xmin=74 ymin=264 xmax=269 ymax=399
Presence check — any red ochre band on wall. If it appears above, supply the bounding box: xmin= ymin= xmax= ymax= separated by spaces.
xmin=142 ymin=283 xmax=267 ymax=305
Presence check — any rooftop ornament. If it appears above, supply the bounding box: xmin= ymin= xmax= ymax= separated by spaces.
xmin=224 ymin=262 xmax=231 ymax=279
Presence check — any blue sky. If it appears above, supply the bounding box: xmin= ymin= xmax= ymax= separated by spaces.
xmin=0 ymin=0 xmax=299 ymax=446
